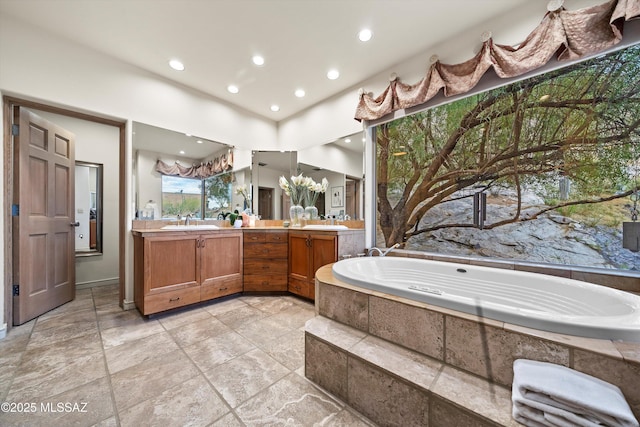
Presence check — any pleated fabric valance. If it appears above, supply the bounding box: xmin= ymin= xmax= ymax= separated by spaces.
xmin=355 ymin=0 xmax=640 ymax=122
xmin=155 ymin=151 xmax=233 ymax=179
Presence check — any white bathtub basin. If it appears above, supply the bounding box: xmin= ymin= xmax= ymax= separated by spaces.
xmin=302 ymin=224 xmax=349 ymax=230
xmin=332 ymin=256 xmax=640 ymax=341
xmin=161 ymin=224 xmax=220 ymax=230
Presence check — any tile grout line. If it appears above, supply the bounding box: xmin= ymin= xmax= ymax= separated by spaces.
xmin=94 ymin=289 xmax=123 ymax=427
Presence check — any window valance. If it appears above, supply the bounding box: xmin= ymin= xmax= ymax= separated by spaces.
xmin=355 ymin=0 xmax=640 ymax=122
xmin=155 ymin=151 xmax=233 ymax=178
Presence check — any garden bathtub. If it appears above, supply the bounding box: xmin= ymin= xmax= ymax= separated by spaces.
xmin=332 ymin=257 xmax=640 ymax=341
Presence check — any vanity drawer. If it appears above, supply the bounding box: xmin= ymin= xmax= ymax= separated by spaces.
xmin=201 ymin=275 xmax=243 ymax=301
xmin=243 ymin=274 xmax=288 ymax=291
xmin=143 ymin=285 xmax=200 ymax=315
xmin=244 ymin=242 xmax=287 ymax=258
xmin=288 ymin=277 xmax=311 ymax=299
xmin=266 ymin=232 xmax=287 ymax=243
xmin=244 ymin=258 xmax=287 ymax=275
xmin=244 ymin=232 xmax=266 ymax=243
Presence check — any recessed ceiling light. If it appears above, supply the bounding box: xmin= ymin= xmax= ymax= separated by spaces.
xmin=327 ymin=69 xmax=340 ymax=80
xmin=196 ymin=140 xmax=203 ymax=144
xmin=227 ymin=85 xmax=239 ymax=94
xmin=295 ymin=89 xmax=306 ymax=98
xmin=270 ymin=104 xmax=280 ymax=112
xmin=252 ymin=55 xmax=265 ymax=66
xmin=345 ymin=138 xmax=351 ymax=143
xmin=179 ymin=150 xmax=185 ymax=155
xmin=358 ymin=29 xmax=373 ymax=42
xmin=169 ymin=59 xmax=185 ymax=71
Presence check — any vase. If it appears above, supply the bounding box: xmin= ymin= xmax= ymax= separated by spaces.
xmin=304 ymin=205 xmax=318 ymax=220
xmin=289 ymin=204 xmax=304 ymax=227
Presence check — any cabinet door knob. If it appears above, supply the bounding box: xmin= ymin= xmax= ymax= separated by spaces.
xmin=169 ymin=297 xmax=180 ymax=302
xmin=219 ymin=287 xmax=228 ymax=291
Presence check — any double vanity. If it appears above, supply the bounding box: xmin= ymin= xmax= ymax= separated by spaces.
xmin=132 ymin=222 xmax=365 ymax=315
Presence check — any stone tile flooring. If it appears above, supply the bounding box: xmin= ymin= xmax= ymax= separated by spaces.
xmin=0 ymin=285 xmax=375 ymax=426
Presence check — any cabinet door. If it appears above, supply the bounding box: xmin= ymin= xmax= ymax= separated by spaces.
xmin=311 ymin=234 xmax=338 ymax=280
xmin=144 ymin=234 xmax=199 ymax=295
xmin=200 ymin=232 xmax=243 ymax=300
xmin=288 ymin=233 xmax=310 ymax=282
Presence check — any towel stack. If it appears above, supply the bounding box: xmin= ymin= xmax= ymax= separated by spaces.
xmin=512 ymin=359 xmax=639 ymax=427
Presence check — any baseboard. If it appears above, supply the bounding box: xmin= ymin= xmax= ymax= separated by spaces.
xmin=122 ymin=299 xmax=136 ymax=311
xmin=76 ymin=277 xmax=119 ymax=290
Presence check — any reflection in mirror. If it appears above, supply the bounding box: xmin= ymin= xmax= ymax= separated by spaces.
xmin=297 ymin=131 xmax=365 ymax=220
xmin=251 ymin=151 xmax=296 ymax=220
xmin=132 ymin=122 xmax=234 ymax=220
xmin=75 ymin=161 xmax=103 ymax=256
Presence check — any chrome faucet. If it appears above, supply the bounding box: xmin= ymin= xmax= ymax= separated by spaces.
xmin=184 ymin=214 xmax=192 ymax=226
xmin=368 ymin=243 xmax=400 ymax=256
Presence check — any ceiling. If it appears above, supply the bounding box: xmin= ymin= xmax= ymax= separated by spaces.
xmin=0 ymin=0 xmax=531 ymax=122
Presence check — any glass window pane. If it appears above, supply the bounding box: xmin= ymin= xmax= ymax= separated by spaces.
xmin=161 ymin=175 xmax=202 ymax=219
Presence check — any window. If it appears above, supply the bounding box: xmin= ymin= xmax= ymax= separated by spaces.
xmin=375 ymin=44 xmax=640 ymax=271
xmin=160 ymin=172 xmax=234 ymax=219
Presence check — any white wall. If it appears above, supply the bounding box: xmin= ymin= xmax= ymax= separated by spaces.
xmin=298 ymin=143 xmax=362 ymax=178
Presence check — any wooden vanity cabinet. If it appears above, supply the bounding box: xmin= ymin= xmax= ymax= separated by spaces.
xmin=288 ymin=232 xmax=337 ymax=300
xmin=200 ymin=232 xmax=243 ymax=301
xmin=133 ymin=230 xmax=243 ymax=315
xmin=243 ymin=230 xmax=288 ymax=291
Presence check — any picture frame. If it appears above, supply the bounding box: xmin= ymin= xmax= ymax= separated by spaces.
xmin=331 ymin=186 xmax=344 ymax=207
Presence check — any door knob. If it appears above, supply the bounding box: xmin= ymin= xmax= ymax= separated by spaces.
xmin=70 ymin=222 xmax=80 ymax=227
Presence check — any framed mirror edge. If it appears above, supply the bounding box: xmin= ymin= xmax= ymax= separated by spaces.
xmin=75 ymin=160 xmax=104 ymax=257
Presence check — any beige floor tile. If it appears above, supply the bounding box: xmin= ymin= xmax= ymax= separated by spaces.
xmin=104 ymin=331 xmax=180 ymax=374
xmin=233 ymin=316 xmax=294 ymax=348
xmin=155 ymin=306 xmax=212 ymax=330
xmin=205 ymin=348 xmax=289 ymax=408
xmin=261 ymin=328 xmax=306 ymax=371
xmin=182 ymin=330 xmax=255 ymax=372
xmin=0 ymin=376 xmax=115 ymax=427
xmin=96 ymin=305 xmax=148 ymax=330
xmin=6 ymin=350 xmax=107 ymax=402
xmin=235 ymin=372 xmax=343 ymax=426
xmin=110 ymin=349 xmax=200 ymax=412
xmin=100 ymin=319 xmax=165 ymax=349
xmin=0 ymin=294 xmax=375 ymax=427
xmin=215 ymin=305 xmax=266 ymax=329
xmin=118 ymin=375 xmax=228 ymax=427
xmin=167 ymin=316 xmax=231 ymax=347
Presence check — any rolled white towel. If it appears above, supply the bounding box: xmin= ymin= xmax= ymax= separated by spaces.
xmin=512 ymin=359 xmax=639 ymax=427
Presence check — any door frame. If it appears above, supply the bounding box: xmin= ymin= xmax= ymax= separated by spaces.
xmin=3 ymin=96 xmax=126 ymax=331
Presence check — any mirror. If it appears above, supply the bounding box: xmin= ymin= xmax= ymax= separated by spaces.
xmin=296 ymin=132 xmax=365 ymax=220
xmin=132 ymin=122 xmax=235 ymax=219
xmin=251 ymin=150 xmax=297 ymax=219
xmin=75 ymin=161 xmax=103 ymax=256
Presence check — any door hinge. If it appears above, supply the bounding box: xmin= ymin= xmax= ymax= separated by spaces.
xmin=11 ymin=124 xmax=19 ymax=136
xmin=13 ymin=285 xmax=19 ymax=296
xmin=11 ymin=204 xmax=19 ymax=216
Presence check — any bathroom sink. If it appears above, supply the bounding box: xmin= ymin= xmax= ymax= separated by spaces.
xmin=302 ymin=224 xmax=349 ymax=230
xmin=161 ymin=224 xmax=220 ymax=230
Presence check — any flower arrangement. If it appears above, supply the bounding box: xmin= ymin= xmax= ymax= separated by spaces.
xmin=234 ymin=183 xmax=250 ymax=201
xmin=279 ymin=174 xmax=308 ymax=206
xmin=234 ymin=183 xmax=251 ymax=211
xmin=305 ymin=177 xmax=329 ymax=207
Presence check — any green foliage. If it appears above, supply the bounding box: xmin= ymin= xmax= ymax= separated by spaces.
xmin=376 ymin=43 xmax=640 ymax=247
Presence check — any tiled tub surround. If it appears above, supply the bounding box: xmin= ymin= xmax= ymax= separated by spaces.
xmin=307 ymin=265 xmax=640 ymax=426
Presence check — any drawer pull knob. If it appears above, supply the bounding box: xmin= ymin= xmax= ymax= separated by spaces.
xmin=219 ymin=287 xmax=228 ymax=291
xmin=169 ymin=297 xmax=180 ymax=302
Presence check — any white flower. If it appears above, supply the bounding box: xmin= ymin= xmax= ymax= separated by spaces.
xmin=321 ymin=178 xmax=329 ymax=193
